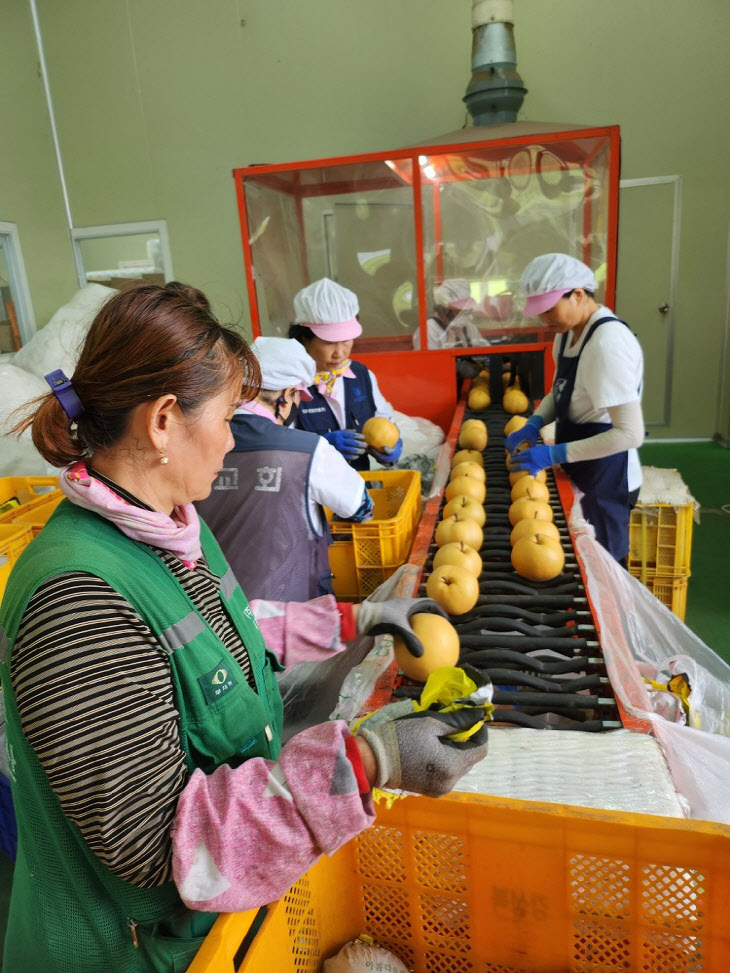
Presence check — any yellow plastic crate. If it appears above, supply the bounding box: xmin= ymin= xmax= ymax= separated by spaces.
xmin=0 ymin=475 xmax=61 ymax=526
xmin=10 ymin=494 xmax=64 ymax=536
xmin=628 ymin=500 xmax=693 ymax=578
xmin=189 ymin=792 xmax=730 ymax=973
xmin=630 ymin=567 xmax=689 ymax=621
xmin=0 ymin=522 xmax=33 ymax=601
xmin=327 ymin=469 xmax=421 ymax=600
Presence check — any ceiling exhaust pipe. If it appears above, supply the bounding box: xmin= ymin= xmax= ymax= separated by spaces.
xmin=463 ymin=0 xmax=527 ymax=125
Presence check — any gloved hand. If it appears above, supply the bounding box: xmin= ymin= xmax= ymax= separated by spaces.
xmin=369 ymin=437 xmax=403 ymax=467
xmin=504 ymin=413 xmax=543 ymax=454
xmin=324 ymin=428 xmax=368 ymax=460
xmin=332 ymin=488 xmax=374 ymax=524
xmin=355 ymin=596 xmax=449 ymax=658
xmin=511 ymin=442 xmax=567 ymax=475
xmin=357 ymin=704 xmax=489 ymax=797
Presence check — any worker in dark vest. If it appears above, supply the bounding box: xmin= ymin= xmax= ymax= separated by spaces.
xmin=505 ymin=253 xmax=645 ymax=563
xmin=289 ymin=277 xmax=403 ymax=470
xmin=196 ymin=336 xmax=373 ymax=602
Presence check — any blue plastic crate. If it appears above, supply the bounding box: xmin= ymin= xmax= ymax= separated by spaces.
xmin=0 ymin=772 xmax=17 ymax=861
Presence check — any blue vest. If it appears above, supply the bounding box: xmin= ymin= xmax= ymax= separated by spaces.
xmin=196 ymin=413 xmax=332 ymax=601
xmin=297 ymin=361 xmax=377 ymax=470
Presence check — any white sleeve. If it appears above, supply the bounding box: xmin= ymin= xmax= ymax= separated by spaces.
xmin=308 ymin=437 xmax=368 ymax=518
xmin=580 ymin=324 xmax=644 ymax=411
xmin=564 ymin=400 xmax=645 ymax=463
xmin=368 ymin=369 xmax=394 ymax=419
xmin=534 ymin=391 xmax=556 ymax=424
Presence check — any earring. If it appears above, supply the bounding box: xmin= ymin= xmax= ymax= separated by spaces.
xmin=160 ymin=453 xmax=169 ymax=465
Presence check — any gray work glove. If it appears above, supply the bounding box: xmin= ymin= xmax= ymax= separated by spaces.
xmin=355 ymin=597 xmax=449 ymax=658
xmin=357 ymin=704 xmax=489 ymax=797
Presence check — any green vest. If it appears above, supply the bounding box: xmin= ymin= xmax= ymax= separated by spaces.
xmin=0 ymin=501 xmax=284 ymax=973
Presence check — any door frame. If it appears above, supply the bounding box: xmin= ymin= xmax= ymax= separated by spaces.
xmin=715 ymin=221 xmax=730 ymax=445
xmin=0 ymin=220 xmax=36 ymax=346
xmin=618 ymin=175 xmax=682 ymax=427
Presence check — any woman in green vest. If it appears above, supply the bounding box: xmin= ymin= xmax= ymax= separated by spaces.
xmin=0 ymin=281 xmax=488 ymax=973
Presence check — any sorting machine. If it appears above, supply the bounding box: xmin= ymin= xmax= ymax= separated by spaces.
xmin=384 ymin=350 xmax=633 ymax=734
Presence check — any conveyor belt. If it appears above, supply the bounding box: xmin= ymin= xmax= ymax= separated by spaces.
xmin=408 ymin=402 xmax=623 ymax=732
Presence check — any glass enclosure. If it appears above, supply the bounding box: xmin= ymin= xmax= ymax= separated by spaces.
xmin=234 ymin=124 xmax=619 ymax=352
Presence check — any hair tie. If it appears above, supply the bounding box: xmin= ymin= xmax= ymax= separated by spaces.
xmin=44 ymin=369 xmax=86 ymax=420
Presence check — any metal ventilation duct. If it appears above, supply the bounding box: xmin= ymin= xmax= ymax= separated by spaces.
xmin=463 ymin=0 xmax=527 ymax=125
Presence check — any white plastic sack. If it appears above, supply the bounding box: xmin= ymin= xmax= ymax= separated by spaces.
xmin=12 ymin=283 xmax=115 ymax=380
xmin=569 ymin=491 xmax=730 ymax=824
xmin=391 ymin=410 xmax=444 ymax=463
xmin=322 ymin=939 xmax=410 ymax=973
xmin=0 ymin=362 xmax=53 ymax=475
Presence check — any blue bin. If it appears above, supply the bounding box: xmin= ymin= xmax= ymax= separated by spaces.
xmin=0 ymin=772 xmax=17 ymax=861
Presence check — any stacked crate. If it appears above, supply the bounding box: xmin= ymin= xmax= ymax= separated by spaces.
xmin=627 ymin=466 xmax=696 ymax=620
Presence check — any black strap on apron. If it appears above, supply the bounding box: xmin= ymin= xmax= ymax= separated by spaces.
xmin=554 ymin=316 xmax=632 ymax=561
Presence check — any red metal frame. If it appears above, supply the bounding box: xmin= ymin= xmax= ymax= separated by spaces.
xmin=407 ymin=394 xmax=466 ymax=589
xmin=552 ymin=465 xmax=650 ymax=734
xmin=234 ymin=173 xmax=259 ymax=345
xmin=232 ymin=124 xmax=621 ymax=338
xmin=232 ymin=126 xmax=618 ymax=185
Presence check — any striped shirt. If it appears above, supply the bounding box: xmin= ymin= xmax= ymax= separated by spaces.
xmin=11 ymin=522 xmax=256 ymax=888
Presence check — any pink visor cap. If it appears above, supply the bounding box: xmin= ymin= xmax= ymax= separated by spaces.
xmin=523 ymin=289 xmax=569 ymax=317
xmin=520 ymin=253 xmax=598 ymax=318
xmin=307 ymin=317 xmax=362 ymax=342
xmin=294 ymin=277 xmax=363 ymax=343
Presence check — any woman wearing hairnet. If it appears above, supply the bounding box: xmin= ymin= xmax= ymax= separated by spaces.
xmin=413 ymin=278 xmax=482 ymax=349
xmin=289 ymin=277 xmax=403 ymax=470
xmin=505 ymin=253 xmax=645 ymax=563
xmin=195 ymin=336 xmax=374 ymax=602
xmin=1 ymin=282 xmax=488 ymax=972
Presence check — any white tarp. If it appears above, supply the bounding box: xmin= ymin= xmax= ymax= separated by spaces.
xmin=1 ymin=284 xmax=115 ymax=476
xmin=569 ymin=492 xmax=730 ymax=825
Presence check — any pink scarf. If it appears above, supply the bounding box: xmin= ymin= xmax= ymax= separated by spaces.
xmin=60 ymin=463 xmax=202 ymax=569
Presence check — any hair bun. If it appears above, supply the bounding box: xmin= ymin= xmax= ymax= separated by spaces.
xmin=164 ymin=281 xmax=212 ymax=313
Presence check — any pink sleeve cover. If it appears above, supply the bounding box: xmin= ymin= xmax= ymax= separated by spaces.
xmin=171 ymin=720 xmax=375 ymax=912
xmin=251 ymin=594 xmax=345 ymax=665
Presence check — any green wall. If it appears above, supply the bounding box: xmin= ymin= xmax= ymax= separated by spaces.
xmin=516 ymin=0 xmax=730 ymax=437
xmin=2 ymin=0 xmax=729 ymax=437
xmin=0 ymin=0 xmax=77 ymax=325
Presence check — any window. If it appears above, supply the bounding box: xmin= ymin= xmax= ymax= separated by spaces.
xmin=0 ymin=222 xmax=35 ymax=352
xmin=71 ymin=221 xmax=173 ymax=290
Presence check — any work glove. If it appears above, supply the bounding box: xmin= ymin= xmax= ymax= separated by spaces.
xmin=510 ymin=442 xmax=568 ymax=475
xmin=357 ymin=703 xmax=489 ymax=797
xmin=369 ymin=437 xmax=403 ymax=467
xmin=324 ymin=429 xmax=368 ymax=460
xmin=355 ymin=596 xmax=449 ymax=658
xmin=504 ymin=413 xmax=543 ymax=454
xmin=332 ymin=488 xmax=374 ymax=524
